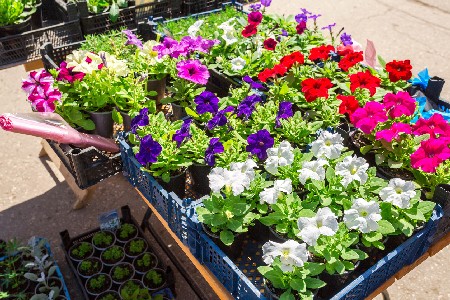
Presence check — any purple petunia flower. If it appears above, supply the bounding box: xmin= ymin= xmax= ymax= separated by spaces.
xmin=136 ymin=134 xmax=162 ymax=166
xmin=246 ymin=129 xmax=274 ymax=161
xmin=131 ymin=108 xmax=149 ymax=134
xmin=281 ymin=29 xmax=288 ymax=37
xmin=237 ymin=94 xmax=263 ymax=120
xmin=194 ymin=91 xmax=219 ymax=115
xmin=207 ymin=106 xmax=234 ymax=130
xmin=309 ymin=14 xmax=322 ymax=22
xmin=176 ymin=59 xmax=210 ymax=85
xmin=295 ymin=13 xmax=308 ymax=23
xmin=340 ymin=32 xmax=353 ymax=46
xmin=301 ymin=8 xmax=312 ymax=15
xmin=242 ymin=75 xmax=266 ymax=90
xmin=322 ymin=23 xmax=336 ymax=31
xmin=275 ymin=101 xmax=294 ymax=128
xmin=153 ymin=37 xmax=179 ymax=58
xmin=172 ymin=118 xmax=192 ymax=147
xmin=204 ymin=137 xmax=224 ymax=166
xmin=123 ymin=29 xmax=143 ymax=49
xmin=249 ymin=3 xmax=261 ymax=11
xmin=261 ymin=0 xmax=272 ymax=7
xmin=22 ymin=70 xmax=54 ymax=96
xmin=197 ymin=36 xmax=220 ymax=53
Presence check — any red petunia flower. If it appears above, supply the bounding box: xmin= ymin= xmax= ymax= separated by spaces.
xmin=248 ymin=11 xmax=263 ymax=26
xmin=280 ymin=51 xmax=304 ymax=69
xmin=349 ymin=70 xmax=381 ymax=96
xmin=309 ymin=45 xmax=335 ymax=61
xmin=263 ymin=38 xmax=278 ymax=51
xmin=272 ymin=64 xmax=287 ymax=76
xmin=339 ymin=51 xmax=364 ymax=72
xmin=301 ymin=78 xmax=333 ymax=102
xmin=385 ymin=60 xmax=412 ymax=82
xmin=296 ymin=21 xmax=307 ymax=35
xmin=337 ymin=95 xmax=360 ymax=117
xmin=336 ymin=45 xmax=354 ymax=56
xmin=242 ymin=24 xmax=258 ymax=38
xmin=258 ymin=68 xmax=276 ymax=83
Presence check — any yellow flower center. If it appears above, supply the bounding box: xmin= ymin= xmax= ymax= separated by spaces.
xmin=282 ymin=249 xmax=290 ymax=258
xmin=361 ymin=210 xmax=368 ymax=217
xmin=395 ymin=188 xmax=403 ymax=194
xmin=350 ymin=167 xmax=358 ymax=175
xmin=325 ymin=140 xmax=332 ymax=146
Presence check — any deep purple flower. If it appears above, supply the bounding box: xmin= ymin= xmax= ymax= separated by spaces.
xmin=246 ymin=129 xmax=274 ymax=161
xmin=237 ymin=94 xmax=263 ymax=119
xmin=275 ymin=101 xmax=294 ymax=127
xmin=131 ymin=108 xmax=149 ymax=134
xmin=22 ymin=70 xmax=54 ymax=96
xmin=194 ymin=91 xmax=219 ymax=115
xmin=176 ymin=59 xmax=210 ymax=85
xmin=261 ymin=0 xmax=272 ymax=7
xmin=321 ymin=23 xmax=336 ymax=31
xmin=340 ymin=32 xmax=353 ymax=46
xmin=173 ymin=118 xmax=192 ymax=147
xmin=153 ymin=37 xmax=179 ymax=58
xmin=249 ymin=3 xmax=261 ymax=11
xmin=207 ymin=106 xmax=234 ymax=130
xmin=243 ymin=75 xmax=266 ymax=90
xmin=136 ymin=134 xmax=162 ymax=166
xmin=204 ymin=137 xmax=224 ymax=166
xmin=123 ymin=29 xmax=143 ymax=49
xmin=281 ymin=29 xmax=288 ymax=37
xmin=295 ymin=13 xmax=308 ymax=23
xmin=57 ymin=61 xmax=85 ymax=83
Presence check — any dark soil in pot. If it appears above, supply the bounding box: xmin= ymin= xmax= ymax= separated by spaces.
xmin=110 ymin=262 xmax=134 ymax=284
xmin=100 ymin=245 xmax=125 ymax=266
xmin=188 ymin=164 xmax=212 ymax=198
xmin=115 ymin=223 xmax=138 ymax=244
xmin=133 ymin=252 xmax=158 ymax=274
xmin=85 ymin=273 xmax=112 ymax=296
xmin=376 ymin=164 xmax=414 ymax=181
xmin=348 ymin=130 xmax=375 ymax=165
xmin=77 ymin=257 xmax=103 ymax=278
xmin=69 ymin=242 xmax=94 ymax=262
xmin=143 ymin=268 xmax=166 ymax=290
xmin=201 ymin=223 xmax=245 ymax=260
xmin=157 ymin=169 xmax=186 ymax=199
xmin=249 ymin=220 xmax=270 ymax=242
xmin=268 ymin=226 xmax=289 ymax=243
xmin=124 ymin=237 xmax=148 ymax=258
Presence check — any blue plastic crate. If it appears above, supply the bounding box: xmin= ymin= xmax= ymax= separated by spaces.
xmin=0 ymin=237 xmax=71 ymax=300
xmin=118 ymin=133 xmax=201 ymax=247
xmin=186 ymin=205 xmax=443 ymax=300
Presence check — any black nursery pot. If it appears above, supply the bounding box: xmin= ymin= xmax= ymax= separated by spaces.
xmin=143 ymin=268 xmax=166 ymax=290
xmin=249 ymin=220 xmax=270 ymax=242
xmin=201 ymin=223 xmax=245 ymax=260
xmin=85 ymin=273 xmax=112 ymax=297
xmin=119 ymin=110 xmax=132 ymax=132
xmin=0 ymin=17 xmax=32 ymax=37
xmin=157 ymin=170 xmax=186 ymax=199
xmin=31 ymin=0 xmax=43 ymax=29
xmin=133 ymin=252 xmax=159 ymax=275
xmin=376 ymin=164 xmax=414 ymax=181
xmin=188 ymin=164 xmax=212 ymax=198
xmin=170 ymin=104 xmax=188 ymax=121
xmin=88 ymin=110 xmax=114 ymax=138
xmin=147 ymin=76 xmax=167 ymax=105
xmin=77 ymin=257 xmax=103 ymax=279
xmin=268 ymin=226 xmax=289 ymax=244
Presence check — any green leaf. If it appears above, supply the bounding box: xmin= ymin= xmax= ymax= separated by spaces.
xmin=360 ymin=145 xmax=373 ymax=155
xmin=375 ymin=154 xmax=386 ymax=165
xmin=378 ymin=220 xmax=395 ymax=234
xmin=280 ymin=291 xmax=295 ymax=300
xmin=306 ymin=262 xmax=325 ymax=276
xmin=304 ymin=278 xmax=326 ymax=289
xmin=220 ymin=230 xmax=234 ymax=246
xmin=417 ymin=201 xmax=435 ymax=217
xmin=109 ymin=2 xmax=119 ymax=22
xmin=279 ymin=82 xmax=290 ymax=95
xmin=363 ymin=231 xmax=382 ymax=242
xmin=341 ymin=250 xmax=359 ymax=260
xmin=399 ymin=219 xmax=414 ymax=236
xmin=387 ymin=159 xmax=403 ymax=169
xmin=257 ymin=266 xmax=272 ymax=276
xmin=290 ymin=278 xmax=306 ymax=292
xmin=185 ymin=106 xmax=199 ymax=118
xmin=404 ymin=208 xmax=425 ymax=221
xmin=333 ymin=260 xmax=345 ymax=274
xmin=372 ymin=241 xmax=385 ymax=250
xmin=79 ymin=119 xmax=95 ymax=131
xmin=112 ymin=109 xmax=123 ymax=124
xmin=211 ymin=214 xmax=227 ymax=227
xmin=378 ymin=55 xmax=387 ymax=68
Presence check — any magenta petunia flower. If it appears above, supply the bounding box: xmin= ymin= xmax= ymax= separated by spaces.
xmin=27 ymin=88 xmax=62 ymax=113
xmin=351 ymin=101 xmax=388 ymax=134
xmin=412 ymin=114 xmax=450 ymax=138
xmin=382 ymin=91 xmax=416 ymax=118
xmin=57 ymin=61 xmax=85 ymax=83
xmin=176 ymin=59 xmax=210 ymax=85
xmin=375 ymin=122 xmax=412 ymax=142
xmin=153 ymin=37 xmax=180 ymax=58
xmin=22 ymin=70 xmax=54 ymax=96
xmin=410 ymin=138 xmax=450 ymax=173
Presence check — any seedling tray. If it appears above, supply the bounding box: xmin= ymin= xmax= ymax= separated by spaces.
xmin=60 ymin=206 xmax=175 ymax=300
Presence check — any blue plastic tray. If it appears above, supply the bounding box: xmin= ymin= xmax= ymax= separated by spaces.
xmin=0 ymin=237 xmax=71 ymax=300
xmin=118 ymin=133 xmax=443 ymax=299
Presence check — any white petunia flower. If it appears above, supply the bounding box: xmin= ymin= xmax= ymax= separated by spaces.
xmin=344 ymin=198 xmax=382 ymax=233
xmin=311 ymin=131 xmax=345 ymax=159
xmin=66 ymin=50 xmax=102 ymax=74
xmin=218 ymin=18 xmax=236 ymax=31
xmin=139 ymin=40 xmax=162 ymax=63
xmin=100 ymin=52 xmax=129 ymax=77
xmin=188 ymin=20 xmax=204 ymax=37
xmin=298 ymin=159 xmax=328 ymax=185
xmin=335 ymin=155 xmax=369 ymax=187
xmin=222 ymin=30 xmax=238 ymax=45
xmin=297 ymin=207 xmax=338 ymax=246
xmin=230 ymin=159 xmax=257 ymax=181
xmin=379 ymin=178 xmax=416 ymax=209
xmin=262 ymin=240 xmax=309 ymax=272
xmin=265 ymin=141 xmax=295 ymax=175
xmin=209 ymin=159 xmax=257 ymax=196
xmin=231 ymin=57 xmax=246 ymax=71
xmin=259 ymin=179 xmax=293 ymax=205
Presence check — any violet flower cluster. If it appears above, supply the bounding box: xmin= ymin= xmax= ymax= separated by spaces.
xmin=153 ymin=36 xmax=219 ymax=59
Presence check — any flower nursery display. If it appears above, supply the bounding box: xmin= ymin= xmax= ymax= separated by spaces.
xmin=14 ymin=1 xmax=450 ymax=299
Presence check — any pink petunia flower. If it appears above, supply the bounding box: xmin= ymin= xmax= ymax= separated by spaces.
xmin=22 ymin=70 xmax=54 ymax=96
xmin=411 ymin=138 xmax=450 ymax=173
xmin=176 ymin=59 xmax=210 ymax=85
xmin=351 ymin=101 xmax=388 ymax=134
xmin=28 ymin=88 xmax=62 ymax=113
xmin=412 ymin=114 xmax=450 ymax=138
xmin=375 ymin=122 xmax=412 ymax=142
xmin=382 ymin=91 xmax=416 ymax=118
xmin=57 ymin=61 xmax=85 ymax=83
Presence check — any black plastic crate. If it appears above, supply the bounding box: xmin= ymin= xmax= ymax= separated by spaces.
xmin=181 ymin=0 xmax=227 ymax=15
xmin=0 ymin=0 xmax=82 ymax=69
xmin=72 ymin=0 xmax=179 ymax=36
xmin=47 ymin=140 xmax=122 ymax=189
xmin=206 ymin=68 xmax=242 ymax=97
xmin=60 ymin=206 xmax=176 ymax=300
